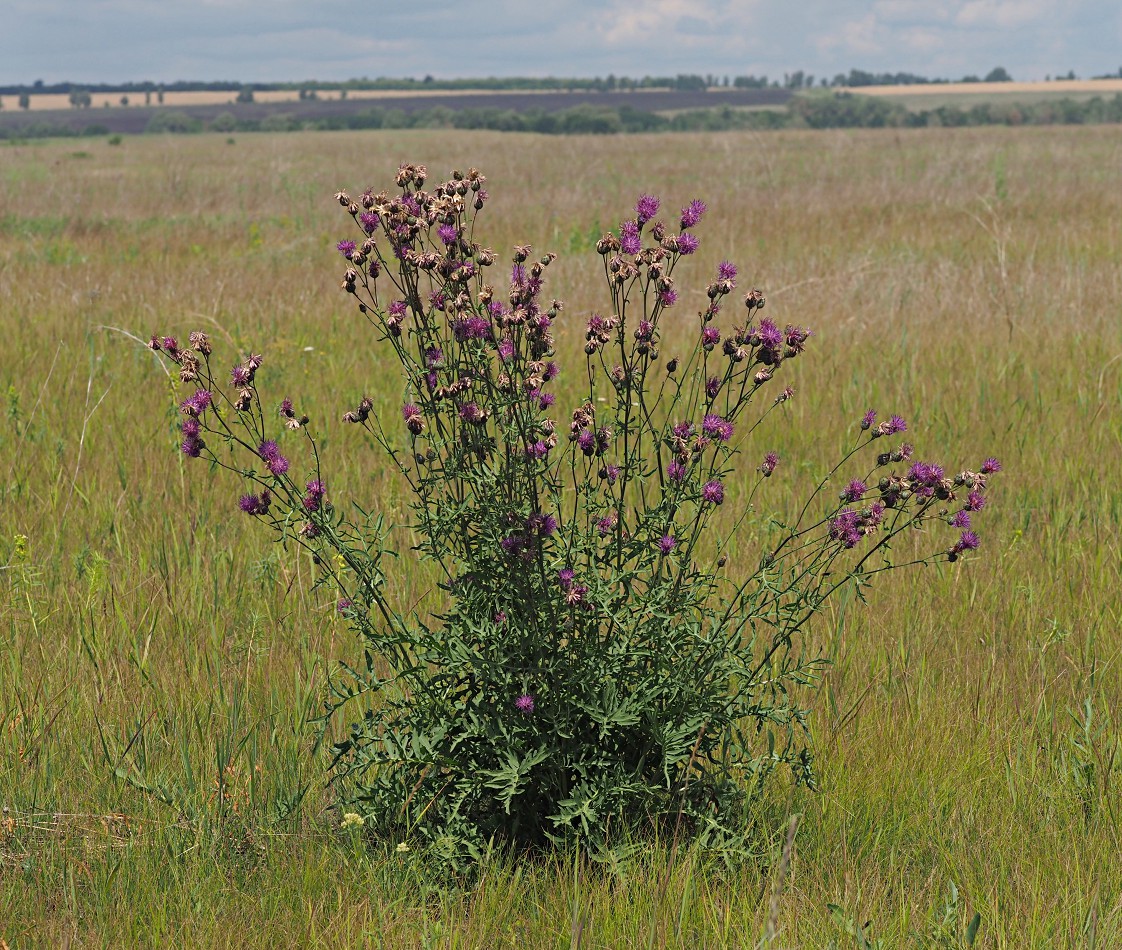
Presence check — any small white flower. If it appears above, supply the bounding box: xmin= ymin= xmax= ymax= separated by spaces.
xmin=396 ymin=841 xmax=411 ymax=853
xmin=340 ymin=812 xmax=364 ymax=829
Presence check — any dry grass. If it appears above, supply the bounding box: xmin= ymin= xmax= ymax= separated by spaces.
xmin=2 ymin=125 xmax=1121 ymax=947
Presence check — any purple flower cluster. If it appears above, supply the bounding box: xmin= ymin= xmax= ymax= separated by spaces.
xmin=526 ymin=511 xmax=558 ymax=537
xmin=701 ymin=480 xmax=725 ymax=505
xmin=258 ymin=440 xmax=290 ymax=477
xmin=451 ymin=315 xmax=491 ymax=341
xmin=336 ymin=239 xmax=357 ymax=259
xmin=558 ymin=567 xmax=589 ymax=606
xmin=238 ymin=489 xmax=271 ymax=516
xmin=635 ymin=194 xmax=660 ymax=225
xmin=680 ymin=199 xmax=706 ymax=229
xmin=179 ymin=389 xmax=212 ymax=417
xmin=760 ymin=452 xmax=779 ymax=477
xmin=908 ymin=461 xmax=945 ymax=497
xmin=458 ymin=402 xmax=487 ymax=425
xmin=677 ymin=233 xmax=700 ymax=255
xmin=303 ymin=479 xmax=326 ymax=511
xmin=402 ymin=403 xmax=424 ymax=435
xmin=657 ymin=534 xmax=677 ymax=555
xmin=829 ymin=502 xmax=885 ymax=548
xmin=515 ymin=694 xmax=535 ymax=714
xmin=619 ymin=220 xmax=642 ymax=255
xmin=701 ymin=413 xmax=734 ymax=442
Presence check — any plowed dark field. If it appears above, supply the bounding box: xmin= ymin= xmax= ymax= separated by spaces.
xmin=0 ymin=87 xmax=791 ymax=134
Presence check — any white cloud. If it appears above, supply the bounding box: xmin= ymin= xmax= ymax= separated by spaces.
xmin=955 ymin=0 xmax=1048 ymax=28
xmin=1 ymin=0 xmax=1118 ymax=85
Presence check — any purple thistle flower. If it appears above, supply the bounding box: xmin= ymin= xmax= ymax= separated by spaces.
xmin=359 ymin=211 xmax=379 ymax=234
xmin=757 ymin=319 xmax=783 ymax=351
xmin=425 ymin=346 xmax=444 ymax=368
xmin=908 ymin=461 xmax=945 ymax=487
xmin=525 ymin=440 xmax=550 ymax=461
xmin=672 ymin=421 xmax=694 ymax=440
xmin=951 ymin=510 xmax=972 ymax=528
xmin=884 ymin=415 xmax=907 ymax=435
xmin=232 ymin=365 xmax=252 ymax=387
xmin=258 ymin=440 xmax=280 ymax=460
xmin=557 ymin=568 xmax=575 ymax=591
xmin=266 ymin=453 xmax=289 ymax=476
xmin=955 ymin=530 xmax=981 ymax=552
xmin=336 ymin=598 xmax=352 ymax=613
xmin=659 ymin=288 xmax=679 ymax=307
xmin=543 ymin=361 xmax=559 ymax=381
xmin=526 ymin=512 xmax=558 ymax=536
xmin=717 ymin=261 xmax=738 ymax=283
xmin=706 ymin=376 xmax=722 ymax=399
xmin=981 ymin=457 xmax=1002 ymax=474
xmin=966 ymin=490 xmax=987 ymax=511
xmin=336 ymin=239 xmax=357 ymax=259
xmin=657 ymin=534 xmax=676 ymax=555
xmin=180 ymin=416 xmax=200 ymax=438
xmin=677 ymin=233 xmax=700 ymax=255
xmin=437 ymin=224 xmax=458 ymax=246
xmin=784 ymin=325 xmax=811 ymax=352
xmin=667 ymin=460 xmax=686 ymax=483
xmin=181 ymin=434 xmax=204 ymax=458
xmin=597 ymin=512 xmax=618 ymax=535
xmin=601 ymin=464 xmax=620 ymax=484
xmin=841 ymin=480 xmax=867 ymax=502
xmin=760 ymin=452 xmax=779 ymax=477
xmin=861 ymin=410 xmax=877 ymax=430
xmin=497 ymin=337 xmax=515 ymax=361
xmin=577 ymin=430 xmax=596 ymax=456
xmin=635 ymin=194 xmax=660 ymax=225
xmin=619 ymin=220 xmax=641 ymax=255
xmin=402 ymin=403 xmax=424 ymax=435
xmin=515 ymin=694 xmax=535 ymax=714
xmin=388 ymin=300 xmax=407 ymax=317
xmin=829 ymin=508 xmax=863 ymax=548
xmin=452 ymin=316 xmax=491 ymax=341
xmin=458 ymin=402 xmax=486 ymax=425
xmin=538 ymin=391 xmax=556 ymax=410
xmin=238 ymin=490 xmax=270 ymax=516
xmin=680 ymin=199 xmax=707 ymax=229
xmin=701 ymin=480 xmax=725 ymax=505
xmin=500 ymin=534 xmax=527 ymax=556
xmin=701 ymin=413 xmax=733 ymax=442
xmin=702 ymin=326 xmax=721 ymax=349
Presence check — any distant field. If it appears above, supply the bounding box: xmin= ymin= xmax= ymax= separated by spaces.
xmin=858 ymin=77 xmax=1122 ymax=110
xmin=2 ymin=125 xmax=1121 ymax=946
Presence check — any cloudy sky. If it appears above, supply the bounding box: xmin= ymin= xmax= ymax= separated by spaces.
xmin=3 ymin=0 xmax=1120 ymax=85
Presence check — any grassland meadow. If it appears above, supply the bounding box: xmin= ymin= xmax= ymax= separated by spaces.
xmin=1 ymin=125 xmax=1120 ymax=947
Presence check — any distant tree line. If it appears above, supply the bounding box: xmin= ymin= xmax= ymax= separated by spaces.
xmin=6 ymin=92 xmax=1122 ymax=141
xmin=10 ymin=66 xmax=1122 ymax=102
xmin=0 ymin=67 xmax=1028 ymax=99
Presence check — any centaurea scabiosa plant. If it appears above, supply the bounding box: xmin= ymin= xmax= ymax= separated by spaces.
xmin=148 ymin=164 xmax=1000 ymax=867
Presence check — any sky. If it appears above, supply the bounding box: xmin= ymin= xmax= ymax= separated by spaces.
xmin=3 ymin=0 xmax=1120 ymax=85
